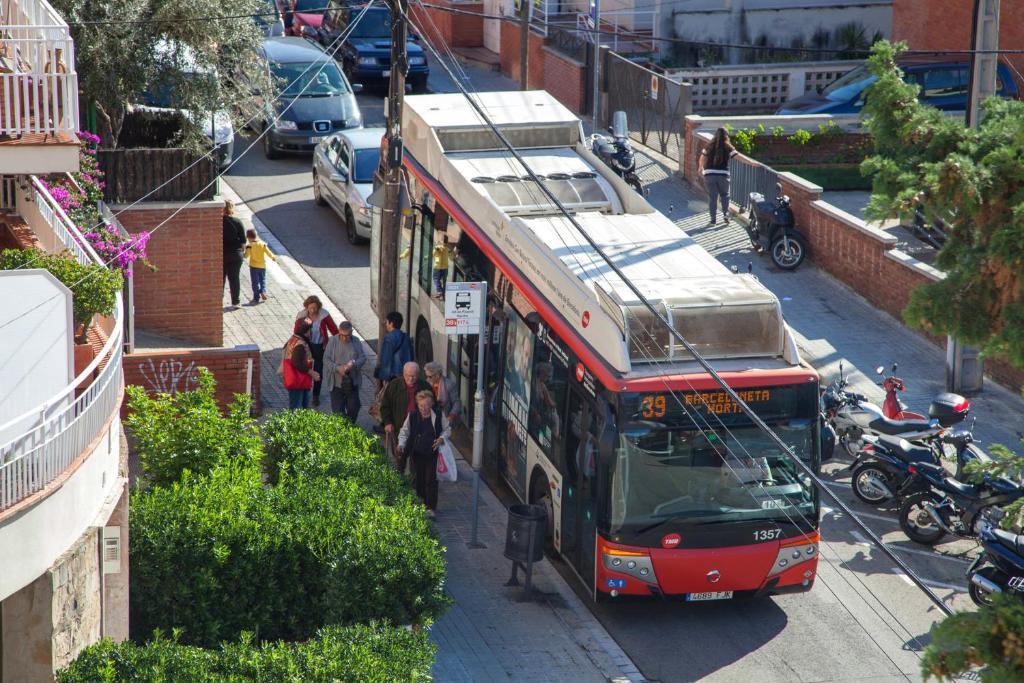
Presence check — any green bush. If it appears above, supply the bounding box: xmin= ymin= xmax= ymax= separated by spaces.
xmin=57 ymin=623 xmax=435 ymax=682
xmin=261 ymin=410 xmax=407 ymax=502
xmin=125 ymin=368 xmax=261 ymax=487
xmin=130 ymin=463 xmax=447 ymax=647
xmin=0 ymin=247 xmax=123 ymax=337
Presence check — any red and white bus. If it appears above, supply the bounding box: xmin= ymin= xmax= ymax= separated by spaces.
xmin=370 ymin=91 xmax=822 ymax=601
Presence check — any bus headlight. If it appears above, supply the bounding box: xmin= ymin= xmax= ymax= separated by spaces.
xmin=768 ymin=533 xmax=819 ymax=577
xmin=602 ymin=548 xmax=658 ymax=585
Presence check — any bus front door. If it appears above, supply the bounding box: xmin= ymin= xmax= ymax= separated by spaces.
xmin=562 ymin=390 xmax=599 ymax=587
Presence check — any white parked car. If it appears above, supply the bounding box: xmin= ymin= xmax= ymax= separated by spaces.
xmin=312 ymin=127 xmax=383 ymax=244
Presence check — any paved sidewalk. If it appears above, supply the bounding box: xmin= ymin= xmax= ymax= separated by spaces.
xmin=220 ymin=180 xmax=644 ymax=683
xmin=634 ymin=145 xmax=1024 ymax=451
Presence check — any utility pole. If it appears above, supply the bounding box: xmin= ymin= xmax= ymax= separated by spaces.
xmin=947 ymin=0 xmax=999 ymax=394
xmin=378 ymin=0 xmax=409 ymax=346
xmin=590 ymin=0 xmax=601 ymax=126
xmin=519 ymin=0 xmax=529 ymax=89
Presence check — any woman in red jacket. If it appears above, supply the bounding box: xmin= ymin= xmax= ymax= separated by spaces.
xmin=295 ymin=295 xmax=339 ymax=407
xmin=284 ymin=342 xmax=319 ymax=409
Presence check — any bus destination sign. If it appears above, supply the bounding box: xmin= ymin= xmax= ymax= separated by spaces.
xmin=630 ymin=384 xmax=818 ymax=426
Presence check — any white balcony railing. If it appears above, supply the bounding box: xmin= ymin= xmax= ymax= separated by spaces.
xmin=0 ymin=0 xmax=80 ymax=136
xmin=0 ymin=177 xmax=123 ymax=512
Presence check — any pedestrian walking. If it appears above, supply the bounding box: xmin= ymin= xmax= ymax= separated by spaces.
xmin=283 ymin=341 xmax=319 ymax=409
xmin=397 ymin=390 xmax=451 ymax=516
xmin=379 ymin=361 xmax=431 ymax=471
xmin=323 ymin=320 xmax=365 ymax=422
xmin=374 ymin=311 xmax=414 ymax=387
xmin=222 ymin=200 xmax=247 ymax=308
xmin=295 ymin=295 xmax=339 ymax=407
xmin=698 ymin=127 xmax=738 ymax=226
xmin=424 ymin=361 xmax=462 ymax=428
xmin=243 ymin=229 xmax=277 ymax=304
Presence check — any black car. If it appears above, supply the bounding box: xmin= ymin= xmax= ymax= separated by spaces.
xmin=257 ymin=37 xmax=363 ymax=159
xmin=318 ymin=1 xmax=429 ymax=91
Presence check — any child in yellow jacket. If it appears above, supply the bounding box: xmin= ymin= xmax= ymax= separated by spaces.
xmin=243 ymin=229 xmax=277 ymax=304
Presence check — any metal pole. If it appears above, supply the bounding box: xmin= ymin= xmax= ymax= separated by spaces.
xmin=519 ymin=0 xmax=529 ymax=90
xmin=591 ymin=0 xmax=600 ymax=125
xmin=378 ymin=0 xmax=409 ymax=347
xmin=468 ymin=281 xmax=488 ymax=548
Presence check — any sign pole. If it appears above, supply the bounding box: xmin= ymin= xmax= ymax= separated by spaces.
xmin=468 ymin=281 xmax=488 ymax=549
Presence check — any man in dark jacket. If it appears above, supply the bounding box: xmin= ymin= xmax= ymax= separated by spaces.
xmin=222 ymin=200 xmax=247 ymax=308
xmin=375 ymin=311 xmax=414 ymax=388
xmin=379 ymin=361 xmax=431 ymax=471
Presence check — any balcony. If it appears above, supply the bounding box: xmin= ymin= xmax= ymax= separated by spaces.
xmin=0 ymin=0 xmax=81 ymax=174
xmin=0 ymin=174 xmax=123 ymax=602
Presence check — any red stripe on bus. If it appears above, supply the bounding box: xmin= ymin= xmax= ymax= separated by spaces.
xmin=403 ymin=156 xmax=818 ymax=394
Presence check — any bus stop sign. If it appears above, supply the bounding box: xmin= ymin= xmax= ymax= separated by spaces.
xmin=444 ymin=281 xmax=485 ymax=335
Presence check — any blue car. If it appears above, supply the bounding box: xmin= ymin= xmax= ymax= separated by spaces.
xmin=318 ymin=2 xmax=429 ymax=92
xmin=777 ymin=58 xmax=1021 ymax=115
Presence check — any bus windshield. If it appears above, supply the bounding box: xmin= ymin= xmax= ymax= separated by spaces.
xmin=609 ymin=420 xmax=817 ymax=534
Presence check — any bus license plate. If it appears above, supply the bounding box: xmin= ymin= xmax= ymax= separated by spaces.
xmin=686 ymin=591 xmax=733 ymax=601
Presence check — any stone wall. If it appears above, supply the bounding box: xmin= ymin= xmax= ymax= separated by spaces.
xmin=116 ymin=201 xmax=224 ymax=347
xmin=123 ymin=344 xmax=261 ymax=414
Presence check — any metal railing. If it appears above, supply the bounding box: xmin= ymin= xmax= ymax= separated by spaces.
xmin=0 ymin=176 xmax=123 ymax=513
xmin=0 ymin=0 xmax=80 ymax=136
xmin=728 ymin=153 xmax=778 ymax=213
xmin=576 ymin=9 xmax=656 ymax=53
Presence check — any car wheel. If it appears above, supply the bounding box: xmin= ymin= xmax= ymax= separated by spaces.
xmin=312 ymin=170 xmax=326 ymax=206
xmin=263 ymin=127 xmax=281 ymax=160
xmin=345 ymin=206 xmax=360 ymax=244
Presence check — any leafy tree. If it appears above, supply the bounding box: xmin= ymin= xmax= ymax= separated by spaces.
xmin=125 ymin=367 xmax=261 ymax=487
xmin=922 ymin=594 xmax=1024 ymax=681
xmin=861 ymin=41 xmax=1024 ymax=368
xmin=51 ymin=0 xmax=269 ymax=148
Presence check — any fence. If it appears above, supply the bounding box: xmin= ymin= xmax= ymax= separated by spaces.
xmin=604 ymin=51 xmax=691 ymax=162
xmin=545 ymin=24 xmax=588 ymax=64
xmin=665 ymin=60 xmax=860 ymax=114
xmin=728 ymin=153 xmax=778 ymax=212
xmin=97 ymin=148 xmax=217 ymax=204
xmin=99 ymin=200 xmax=134 ymax=353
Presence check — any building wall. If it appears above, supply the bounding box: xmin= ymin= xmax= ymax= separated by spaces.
xmin=411 ymin=0 xmax=484 ymax=49
xmin=891 ymin=0 xmax=1024 ymax=76
xmin=499 ymin=25 xmax=587 ymax=114
xmin=122 ymin=344 xmax=261 ymax=414
xmin=116 ymin=202 xmax=224 ymax=347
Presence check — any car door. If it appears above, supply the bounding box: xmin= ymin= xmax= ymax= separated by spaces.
xmin=336 ymin=141 xmax=353 ymax=216
xmin=322 ymin=138 xmax=346 ymax=211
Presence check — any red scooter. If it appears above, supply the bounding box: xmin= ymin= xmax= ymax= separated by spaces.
xmin=876 ymin=362 xmax=939 ymax=420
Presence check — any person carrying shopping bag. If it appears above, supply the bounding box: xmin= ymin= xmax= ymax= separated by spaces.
xmin=283 ymin=342 xmax=319 ymax=409
xmin=397 ymin=390 xmax=451 ymax=517
xmin=295 ymin=295 xmax=339 ymax=407
xmin=379 ymin=362 xmax=431 ymax=472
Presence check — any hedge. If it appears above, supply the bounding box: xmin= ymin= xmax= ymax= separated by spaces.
xmin=261 ymin=410 xmax=407 ymax=503
xmin=125 ymin=368 xmax=261 ymax=487
xmin=57 ymin=623 xmax=435 ymax=682
xmin=130 ymin=463 xmax=448 ymax=647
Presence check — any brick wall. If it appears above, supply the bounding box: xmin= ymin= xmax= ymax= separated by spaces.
xmin=0 ymin=215 xmax=41 ymax=250
xmin=892 ymin=0 xmax=1024 ymax=78
xmin=499 ymin=23 xmax=546 ymax=94
xmin=542 ymin=47 xmax=586 ymax=115
xmin=122 ymin=344 xmax=260 ymax=415
xmin=682 ymin=121 xmax=1024 ymax=394
xmin=117 ymin=202 xmax=223 ymax=346
xmin=411 ymin=0 xmax=483 ymax=49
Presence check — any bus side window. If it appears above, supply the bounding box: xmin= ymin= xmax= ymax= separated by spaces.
xmin=417 ymin=209 xmax=435 ymax=293
xmin=529 ymin=339 xmax=569 ymax=465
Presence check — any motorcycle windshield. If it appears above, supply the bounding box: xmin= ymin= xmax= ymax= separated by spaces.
xmin=611 ymin=111 xmax=628 ymax=138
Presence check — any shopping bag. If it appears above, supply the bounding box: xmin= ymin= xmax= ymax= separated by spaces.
xmin=436 ymin=439 xmax=457 ymax=483
xmin=368 ymin=384 xmax=386 ymax=421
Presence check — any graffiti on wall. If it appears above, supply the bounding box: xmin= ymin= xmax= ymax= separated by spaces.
xmin=137 ymin=357 xmax=200 ymax=395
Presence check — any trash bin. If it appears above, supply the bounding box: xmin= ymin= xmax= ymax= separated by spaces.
xmin=946 ymin=337 xmax=984 ymax=395
xmin=504 ymin=503 xmax=546 ymax=565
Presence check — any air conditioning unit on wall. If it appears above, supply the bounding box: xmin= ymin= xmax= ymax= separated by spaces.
xmin=102 ymin=526 xmax=121 ymax=575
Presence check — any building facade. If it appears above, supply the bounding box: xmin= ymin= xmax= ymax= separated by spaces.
xmin=0 ymin=1 xmax=129 ymax=680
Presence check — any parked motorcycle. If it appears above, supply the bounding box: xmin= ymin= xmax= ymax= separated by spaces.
xmin=590 ymin=111 xmax=644 ymax=195
xmin=820 ymin=362 xmax=969 ymax=458
xmin=876 ymin=362 xmax=926 ymax=420
xmin=849 ymin=428 xmax=980 ymax=506
xmin=898 ymin=449 xmax=1022 ymax=546
xmin=968 ymin=508 xmax=1024 ymax=607
xmin=746 ymin=186 xmax=807 ymax=270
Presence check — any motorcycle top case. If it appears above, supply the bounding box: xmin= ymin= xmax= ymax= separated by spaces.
xmin=928 ymin=392 xmax=970 ymax=427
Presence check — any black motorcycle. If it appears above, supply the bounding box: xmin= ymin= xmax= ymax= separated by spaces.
xmin=968 ymin=508 xmax=1024 ymax=607
xmin=591 ymin=111 xmax=643 ymax=195
xmin=849 ymin=429 xmax=979 ymax=506
xmin=746 ymin=187 xmax=807 ymax=270
xmin=898 ymin=456 xmax=1023 ymax=546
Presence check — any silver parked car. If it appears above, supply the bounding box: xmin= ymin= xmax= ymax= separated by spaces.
xmin=312 ymin=127 xmax=383 ymax=244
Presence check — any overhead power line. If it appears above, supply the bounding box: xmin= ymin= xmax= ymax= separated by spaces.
xmin=409 ymin=7 xmax=956 ymax=618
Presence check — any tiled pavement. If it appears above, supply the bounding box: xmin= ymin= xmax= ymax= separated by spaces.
xmin=635 ymin=144 xmax=1024 ymax=451
xmin=219 ymin=181 xmax=644 ymax=682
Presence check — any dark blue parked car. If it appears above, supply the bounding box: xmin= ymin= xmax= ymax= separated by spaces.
xmin=318 ymin=1 xmax=429 ymax=92
xmin=777 ymin=57 xmax=1021 ymax=115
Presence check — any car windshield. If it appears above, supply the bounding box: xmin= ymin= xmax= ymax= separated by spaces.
xmin=820 ymin=64 xmax=876 ymax=102
xmin=350 ymin=9 xmax=391 ymax=38
xmin=353 ymin=147 xmax=380 ymax=183
xmin=270 ymin=61 xmax=349 ymax=96
xmin=609 ymin=422 xmax=817 ymax=534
